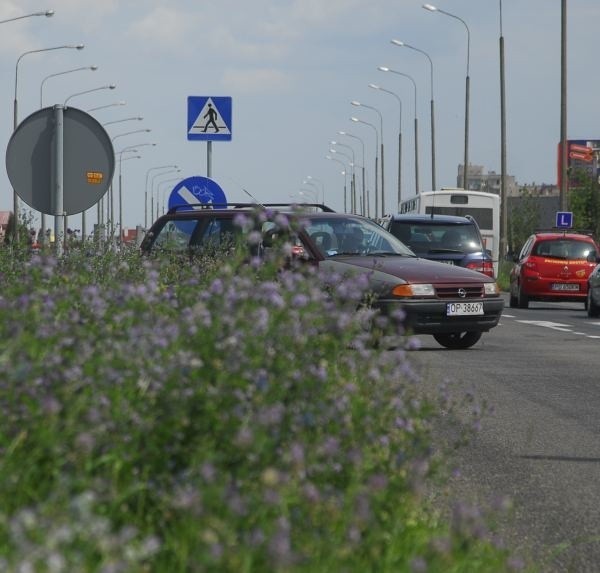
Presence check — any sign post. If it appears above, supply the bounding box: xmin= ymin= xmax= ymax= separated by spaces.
xmin=187 ymin=96 xmax=232 ymax=177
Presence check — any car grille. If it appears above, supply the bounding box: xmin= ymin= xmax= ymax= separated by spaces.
xmin=434 ymin=284 xmax=484 ymax=299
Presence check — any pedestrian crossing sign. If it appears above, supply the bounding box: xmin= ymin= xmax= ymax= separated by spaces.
xmin=187 ymin=96 xmax=232 ymax=141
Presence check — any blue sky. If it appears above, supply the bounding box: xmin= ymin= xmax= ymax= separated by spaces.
xmin=1 ymin=0 xmax=599 ymax=231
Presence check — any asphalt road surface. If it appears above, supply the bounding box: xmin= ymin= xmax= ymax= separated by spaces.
xmin=408 ymin=293 xmax=600 ymax=572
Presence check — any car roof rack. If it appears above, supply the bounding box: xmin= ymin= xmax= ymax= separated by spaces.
xmin=166 ymin=202 xmax=336 ymax=215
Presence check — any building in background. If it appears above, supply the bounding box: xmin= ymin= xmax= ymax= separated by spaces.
xmin=457 ymin=164 xmax=519 ymax=197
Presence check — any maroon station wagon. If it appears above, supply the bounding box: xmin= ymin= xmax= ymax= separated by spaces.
xmin=142 ymin=205 xmax=505 ymax=349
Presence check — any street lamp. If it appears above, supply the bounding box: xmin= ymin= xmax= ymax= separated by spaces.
xmin=325 ymin=155 xmax=349 ymax=213
xmin=378 ymin=66 xmax=420 ymax=196
xmin=499 ymin=0 xmax=508 ymax=259
xmin=352 ymin=100 xmax=385 ymax=217
xmin=158 ymin=178 xmax=183 ymax=215
xmin=391 ymin=39 xmax=436 ymax=191
xmin=302 ymin=179 xmax=321 ymax=203
xmin=1 ymin=9 xmax=54 ymax=24
xmin=338 ymin=131 xmax=367 ymax=216
xmin=330 ymin=142 xmax=356 ymax=212
xmin=306 ymin=176 xmax=325 ymax=205
xmin=102 ymin=116 xmax=143 ymax=126
xmin=145 ymin=165 xmax=178 ymax=228
xmin=351 ymin=116 xmax=378 ymax=219
xmin=64 ymin=84 xmax=116 ymax=105
xmin=40 ymin=65 xmax=97 ymax=107
xmin=13 ymin=43 xmax=84 ymax=242
xmin=87 ymin=100 xmax=126 ymax=112
xmin=370 ymin=83 xmax=403 ymax=207
xmin=152 ymin=170 xmax=181 ymax=221
xmin=423 ymin=4 xmax=470 ymax=190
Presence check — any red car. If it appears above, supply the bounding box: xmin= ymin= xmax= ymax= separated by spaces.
xmin=509 ymin=231 xmax=600 ymax=308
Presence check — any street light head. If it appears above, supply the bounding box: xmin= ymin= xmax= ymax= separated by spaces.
xmin=75 ymin=44 xmax=85 ymax=50
xmin=378 ymin=66 xmax=390 ymax=72
xmin=423 ymin=4 xmax=437 ymax=11
xmin=325 ymin=155 xmax=332 ymax=160
xmin=351 ymin=100 xmax=361 ymax=107
xmin=108 ymin=84 xmax=116 ymax=89
xmin=350 ymin=117 xmax=359 ymax=122
xmin=330 ymin=140 xmax=337 ymax=145
xmin=338 ymin=131 xmax=346 ymax=135
xmin=368 ymin=83 xmax=380 ymax=90
xmin=45 ymin=10 xmax=55 ymax=17
xmin=391 ymin=39 xmax=404 ymax=47
xmin=90 ymin=65 xmax=98 ymax=71
xmin=329 ymin=149 xmax=337 ymax=153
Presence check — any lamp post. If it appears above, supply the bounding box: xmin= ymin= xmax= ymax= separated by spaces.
xmin=560 ymin=0 xmax=568 ymax=212
xmin=378 ymin=66 xmax=420 ymax=196
xmin=351 ymin=100 xmax=384 ymax=217
xmin=306 ymin=175 xmax=325 ymax=205
xmin=370 ymin=83 xmax=403 ymax=207
xmin=158 ymin=178 xmax=183 ymax=215
xmin=499 ymin=0 xmax=508 ymax=259
xmin=64 ymin=84 xmax=116 ymax=105
xmin=13 ymin=43 xmax=84 ymax=241
xmin=1 ymin=9 xmax=54 ymax=24
xmin=325 ymin=155 xmax=349 ymax=212
xmin=391 ymin=39 xmax=436 ymax=191
xmin=102 ymin=116 xmax=143 ymax=126
xmin=40 ymin=65 xmax=97 ymax=107
xmin=423 ymin=4 xmax=470 ymax=190
xmin=338 ymin=131 xmax=367 ymax=216
xmin=351 ymin=116 xmax=378 ymax=218
xmin=145 ymin=165 xmax=178 ymax=229
xmin=328 ymin=148 xmax=355 ymax=213
xmin=302 ymin=179 xmax=322 ymax=204
xmin=87 ymin=100 xmax=126 ymax=112
xmin=116 ymin=152 xmax=141 ymax=244
xmin=152 ymin=170 xmax=180 ymax=221
xmin=330 ymin=142 xmax=356 ymax=212
xmin=109 ymin=129 xmax=151 ymax=237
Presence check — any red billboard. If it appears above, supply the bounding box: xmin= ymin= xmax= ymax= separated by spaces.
xmin=557 ymin=139 xmax=599 ymax=188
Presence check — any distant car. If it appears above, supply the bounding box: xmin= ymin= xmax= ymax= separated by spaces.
xmin=587 ymin=262 xmax=600 ymax=317
xmin=509 ymin=230 xmax=600 ymax=309
xmin=382 ymin=213 xmax=495 ymax=277
xmin=142 ymin=203 xmax=504 ymax=349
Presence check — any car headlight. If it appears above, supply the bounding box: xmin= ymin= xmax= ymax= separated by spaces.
xmin=484 ymin=282 xmax=500 ymax=296
xmin=392 ymin=283 xmax=435 ymax=297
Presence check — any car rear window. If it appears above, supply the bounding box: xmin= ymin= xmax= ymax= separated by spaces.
xmin=388 ymin=221 xmax=484 ymax=254
xmin=532 ymin=239 xmax=595 ymax=260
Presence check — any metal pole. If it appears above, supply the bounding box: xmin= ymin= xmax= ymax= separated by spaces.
xmin=207 ymin=141 xmax=212 ymax=178
xmin=53 ymin=106 xmax=64 ymax=256
xmin=500 ymin=0 xmax=508 ymax=260
xmin=560 ymin=0 xmax=568 ymax=210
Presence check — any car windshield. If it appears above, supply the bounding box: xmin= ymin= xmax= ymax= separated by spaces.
xmin=388 ymin=220 xmax=484 ymax=255
xmin=532 ymin=239 xmax=595 ymax=260
xmin=304 ymin=216 xmax=415 ymax=257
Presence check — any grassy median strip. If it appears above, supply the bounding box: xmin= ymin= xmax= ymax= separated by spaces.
xmin=0 ymin=242 xmax=527 ymax=572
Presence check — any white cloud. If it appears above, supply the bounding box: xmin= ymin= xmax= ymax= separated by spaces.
xmin=127 ymin=6 xmax=197 ymax=52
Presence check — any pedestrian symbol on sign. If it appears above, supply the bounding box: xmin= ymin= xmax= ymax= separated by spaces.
xmin=202 ymin=103 xmax=219 ymax=133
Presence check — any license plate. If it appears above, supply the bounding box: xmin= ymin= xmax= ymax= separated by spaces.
xmin=447 ymin=302 xmax=484 ymax=316
xmin=551 ymin=283 xmax=580 ymax=291
xmin=438 ymin=260 xmax=454 ymax=265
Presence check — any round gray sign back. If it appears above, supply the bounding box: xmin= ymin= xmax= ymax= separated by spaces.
xmin=5 ymin=106 xmax=115 ymax=215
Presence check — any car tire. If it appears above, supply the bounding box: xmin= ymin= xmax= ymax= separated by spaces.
xmin=433 ymin=331 xmax=482 ymax=349
xmin=588 ymin=289 xmax=600 ymax=318
xmin=518 ymin=284 xmax=529 ymax=309
xmin=509 ymin=287 xmax=518 ymax=308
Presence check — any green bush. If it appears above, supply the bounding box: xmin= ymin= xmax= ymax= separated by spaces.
xmin=0 ymin=241 xmax=525 ymax=572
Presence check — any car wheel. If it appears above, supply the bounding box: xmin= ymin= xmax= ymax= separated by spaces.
xmin=588 ymin=289 xmax=600 ymax=318
xmin=518 ymin=284 xmax=529 ymax=309
xmin=433 ymin=331 xmax=482 ymax=349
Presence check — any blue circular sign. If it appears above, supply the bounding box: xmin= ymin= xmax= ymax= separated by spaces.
xmin=168 ymin=176 xmax=227 ymax=213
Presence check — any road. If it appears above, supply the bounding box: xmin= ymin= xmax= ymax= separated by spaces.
xmin=408 ymin=293 xmax=600 ymax=572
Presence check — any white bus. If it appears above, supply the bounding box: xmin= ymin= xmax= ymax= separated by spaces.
xmin=398 ymin=188 xmax=500 ymax=276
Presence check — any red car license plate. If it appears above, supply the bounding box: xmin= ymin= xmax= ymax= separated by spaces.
xmin=551 ymin=283 xmax=580 ymax=291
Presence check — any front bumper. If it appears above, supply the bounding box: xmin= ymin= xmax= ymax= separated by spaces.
xmin=375 ymin=297 xmax=505 ymax=335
